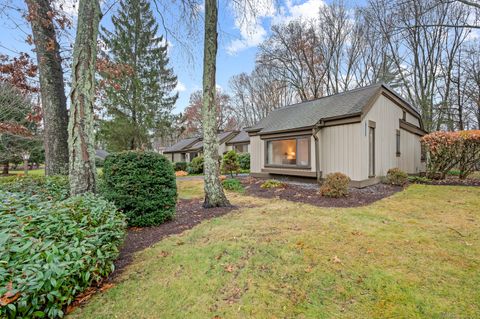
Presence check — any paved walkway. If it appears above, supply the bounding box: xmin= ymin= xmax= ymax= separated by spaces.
xmin=176 ymin=173 xmax=249 ymax=181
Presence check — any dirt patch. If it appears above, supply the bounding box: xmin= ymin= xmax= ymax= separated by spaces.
xmin=111 ymin=199 xmax=238 ymax=280
xmin=240 ymin=177 xmax=402 ymax=208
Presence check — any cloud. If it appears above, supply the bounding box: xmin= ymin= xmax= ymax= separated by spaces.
xmin=226 ymin=0 xmax=325 ymax=55
xmin=176 ymin=81 xmax=187 ymax=93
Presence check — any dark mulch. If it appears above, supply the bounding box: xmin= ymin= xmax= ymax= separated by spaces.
xmin=240 ymin=177 xmax=403 ymax=208
xmin=415 ymin=176 xmax=480 ymax=187
xmin=110 ymin=199 xmax=237 ymax=280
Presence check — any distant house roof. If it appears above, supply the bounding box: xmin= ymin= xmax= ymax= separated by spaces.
xmin=163 ymin=137 xmax=201 ymax=153
xmin=226 ymin=130 xmax=249 ymax=145
xmin=187 ymin=131 xmax=238 ymax=151
xmin=95 ymin=149 xmax=109 ymax=159
xmin=246 ymin=83 xmax=421 ymax=135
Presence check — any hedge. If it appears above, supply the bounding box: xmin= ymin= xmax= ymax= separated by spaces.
xmin=422 ymin=130 xmax=480 ymax=179
xmin=187 ymin=156 xmax=204 ymax=174
xmin=102 ymin=151 xmax=177 ymax=227
xmin=174 ymin=161 xmax=188 ymax=172
xmin=0 ymin=191 xmax=126 ymax=318
xmin=238 ymin=153 xmax=250 ymax=170
xmin=320 ymin=172 xmax=350 ymax=197
xmin=221 ymin=150 xmax=240 ymax=177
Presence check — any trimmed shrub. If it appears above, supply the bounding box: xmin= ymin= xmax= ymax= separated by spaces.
xmin=385 ymin=168 xmax=408 ymax=186
xmin=320 ymin=172 xmax=350 ymax=198
xmin=0 ymin=175 xmax=69 ymax=201
xmin=238 ymin=153 xmax=250 ymax=170
xmin=422 ymin=130 xmax=480 ymax=179
xmin=174 ymin=161 xmax=188 ymax=172
xmin=187 ymin=156 xmax=204 ymax=174
xmin=102 ymin=151 xmax=177 ymax=227
xmin=260 ymin=179 xmax=286 ymax=189
xmin=222 ymin=178 xmax=244 ymax=192
xmin=0 ymin=191 xmax=125 ymax=318
xmin=221 ymin=150 xmax=240 ymax=177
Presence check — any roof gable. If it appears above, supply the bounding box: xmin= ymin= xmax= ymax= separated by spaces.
xmin=163 ymin=137 xmax=200 ymax=153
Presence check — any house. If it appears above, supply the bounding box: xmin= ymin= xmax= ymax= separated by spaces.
xmin=225 ymin=130 xmax=250 ymax=153
xmin=246 ymin=83 xmax=427 ymax=187
xmin=163 ymin=131 xmax=244 ymax=162
xmin=163 ymin=137 xmax=201 ymax=162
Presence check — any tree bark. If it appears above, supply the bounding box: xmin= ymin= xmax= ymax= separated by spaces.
xmin=68 ymin=0 xmax=100 ymax=195
xmin=202 ymin=0 xmax=230 ymax=208
xmin=25 ymin=0 xmax=69 ymax=175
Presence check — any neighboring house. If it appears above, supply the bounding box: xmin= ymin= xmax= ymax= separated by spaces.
xmin=164 ymin=131 xmax=245 ymax=162
xmin=246 ymin=83 xmax=427 ymax=187
xmin=226 ymin=130 xmax=250 ymax=154
xmin=95 ymin=149 xmax=110 ymax=160
xmin=163 ymin=137 xmax=201 ymax=162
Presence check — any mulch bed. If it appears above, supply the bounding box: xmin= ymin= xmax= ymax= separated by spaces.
xmin=240 ymin=177 xmax=403 ymax=208
xmin=110 ymin=199 xmax=238 ymax=280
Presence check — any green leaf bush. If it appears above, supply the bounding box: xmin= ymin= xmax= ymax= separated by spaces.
xmin=0 ymin=191 xmax=126 ymax=318
xmin=260 ymin=179 xmax=286 ymax=189
xmin=0 ymin=175 xmax=69 ymax=201
xmin=102 ymin=151 xmax=177 ymax=227
xmin=221 ymin=150 xmax=240 ymax=177
xmin=222 ymin=178 xmax=244 ymax=193
xmin=238 ymin=153 xmax=250 ymax=170
xmin=174 ymin=161 xmax=188 ymax=172
xmin=187 ymin=156 xmax=204 ymax=174
xmin=384 ymin=168 xmax=408 ymax=186
xmin=320 ymin=172 xmax=350 ymax=197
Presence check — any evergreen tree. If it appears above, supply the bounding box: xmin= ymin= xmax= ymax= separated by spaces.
xmin=98 ymin=0 xmax=178 ymax=151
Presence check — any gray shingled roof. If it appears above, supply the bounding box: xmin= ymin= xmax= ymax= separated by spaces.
xmin=226 ymin=130 xmax=249 ymax=144
xmin=248 ymin=83 xmax=403 ymax=134
xmin=188 ymin=131 xmax=236 ymax=150
xmin=163 ymin=137 xmax=200 ymax=153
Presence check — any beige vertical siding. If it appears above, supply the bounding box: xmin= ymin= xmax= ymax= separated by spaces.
xmin=172 ymin=153 xmax=183 ymax=162
xmin=399 ymin=130 xmax=425 ymax=173
xmin=250 ymin=135 xmax=263 ymax=173
xmin=406 ymin=112 xmax=420 ymax=127
xmin=319 ymin=123 xmax=367 ymax=181
xmin=364 ymin=95 xmax=424 ymax=177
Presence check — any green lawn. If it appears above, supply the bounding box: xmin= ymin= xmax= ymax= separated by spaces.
xmin=70 ymin=183 xmax=480 ymax=318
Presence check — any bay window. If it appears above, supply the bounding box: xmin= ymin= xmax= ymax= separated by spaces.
xmin=266 ymin=136 xmax=310 ymax=167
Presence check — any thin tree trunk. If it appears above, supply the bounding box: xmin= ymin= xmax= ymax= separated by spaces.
xmin=25 ymin=0 xmax=69 ymax=175
xmin=202 ymin=0 xmax=230 ymax=208
xmin=2 ymin=162 xmax=8 ymax=175
xmin=68 ymin=0 xmax=100 ymax=195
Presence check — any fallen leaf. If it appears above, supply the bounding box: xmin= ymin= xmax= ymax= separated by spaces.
xmin=332 ymin=256 xmax=343 ymax=264
xmin=159 ymin=251 xmax=169 ymax=257
xmin=224 ymin=264 xmax=234 ymax=273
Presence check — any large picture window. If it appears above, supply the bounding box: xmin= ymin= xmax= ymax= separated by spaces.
xmin=266 ymin=137 xmax=310 ymax=167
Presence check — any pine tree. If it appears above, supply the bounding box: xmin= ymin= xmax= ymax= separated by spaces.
xmin=98 ymin=0 xmax=178 ymax=151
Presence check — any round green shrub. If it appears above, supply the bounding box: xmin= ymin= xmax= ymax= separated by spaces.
xmin=238 ymin=152 xmax=250 ymax=170
xmin=187 ymin=156 xmax=204 ymax=174
xmin=0 ymin=191 xmax=125 ymax=318
xmin=102 ymin=151 xmax=177 ymax=227
xmin=320 ymin=172 xmax=350 ymax=197
xmin=174 ymin=161 xmax=188 ymax=172
xmin=222 ymin=178 xmax=244 ymax=192
xmin=385 ymin=168 xmax=408 ymax=186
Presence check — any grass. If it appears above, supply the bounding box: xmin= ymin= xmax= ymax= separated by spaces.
xmin=69 ymin=183 xmax=480 ymax=318
xmin=8 ymin=168 xmax=45 ymax=176
xmin=176 ymin=179 xmax=204 ymax=200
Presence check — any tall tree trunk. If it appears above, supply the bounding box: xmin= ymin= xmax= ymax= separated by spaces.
xmin=202 ymin=0 xmax=230 ymax=208
xmin=2 ymin=162 xmax=8 ymax=175
xmin=68 ymin=0 xmax=100 ymax=195
xmin=25 ymin=0 xmax=69 ymax=175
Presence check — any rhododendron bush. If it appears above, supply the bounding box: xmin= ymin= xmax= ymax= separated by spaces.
xmin=422 ymin=130 xmax=480 ymax=179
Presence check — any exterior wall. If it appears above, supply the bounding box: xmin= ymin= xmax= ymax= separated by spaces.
xmin=406 ymin=112 xmax=420 ymax=127
xmin=172 ymin=152 xmax=184 ymax=162
xmin=319 ymin=122 xmax=367 ymax=181
xmin=363 ymin=95 xmax=424 ymax=177
xmin=398 ymin=129 xmax=425 ymax=174
xmin=250 ymin=135 xmax=263 ymax=173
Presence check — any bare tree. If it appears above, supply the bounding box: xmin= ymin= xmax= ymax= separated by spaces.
xmin=68 ymin=0 xmax=101 ymax=195
xmin=25 ymin=0 xmax=69 ymax=175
